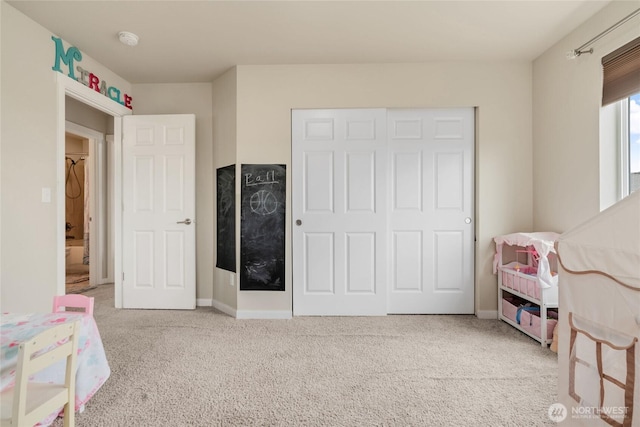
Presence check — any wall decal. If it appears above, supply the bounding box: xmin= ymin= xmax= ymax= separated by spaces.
xmin=51 ymin=36 xmax=133 ymax=109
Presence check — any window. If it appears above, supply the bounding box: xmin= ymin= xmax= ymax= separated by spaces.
xmin=627 ymin=92 xmax=640 ymax=194
xmin=601 ymin=36 xmax=640 ymax=198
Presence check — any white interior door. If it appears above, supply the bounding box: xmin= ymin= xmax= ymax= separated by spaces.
xmin=122 ymin=114 xmax=196 ymax=309
xmin=292 ymin=109 xmax=388 ymax=315
xmin=387 ymin=109 xmax=474 ymax=314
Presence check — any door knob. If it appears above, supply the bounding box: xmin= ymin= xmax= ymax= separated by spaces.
xmin=296 ymin=219 xmax=302 ymax=226
xmin=177 ymin=218 xmax=192 ymax=225
xmin=464 ymin=217 xmax=472 ymax=224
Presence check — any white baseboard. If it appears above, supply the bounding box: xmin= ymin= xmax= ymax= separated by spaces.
xmin=476 ymin=310 xmax=498 ymax=319
xmin=235 ymin=310 xmax=292 ymax=320
xmin=209 ymin=300 xmax=292 ymax=319
xmin=196 ymin=298 xmax=212 ymax=307
xmin=211 ymin=299 xmax=237 ymax=318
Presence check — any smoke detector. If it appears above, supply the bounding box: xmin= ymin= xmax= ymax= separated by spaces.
xmin=118 ymin=31 xmax=139 ymax=47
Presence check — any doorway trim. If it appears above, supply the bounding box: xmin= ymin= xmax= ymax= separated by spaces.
xmin=56 ymin=74 xmax=132 ymax=307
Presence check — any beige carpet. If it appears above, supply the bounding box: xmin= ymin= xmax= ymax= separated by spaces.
xmin=54 ymin=284 xmax=558 ymax=426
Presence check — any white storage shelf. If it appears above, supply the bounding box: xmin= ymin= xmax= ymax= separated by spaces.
xmin=494 ymin=233 xmax=559 ymax=347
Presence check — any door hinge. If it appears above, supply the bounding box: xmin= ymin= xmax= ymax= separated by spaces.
xmin=122 ymin=272 xmax=125 ymax=281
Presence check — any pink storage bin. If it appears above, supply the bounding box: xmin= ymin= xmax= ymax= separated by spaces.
xmin=502 ymin=298 xmax=518 ymax=323
xmin=520 ymin=310 xmax=558 ymax=340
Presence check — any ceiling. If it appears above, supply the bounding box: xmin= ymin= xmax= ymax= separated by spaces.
xmin=9 ymin=0 xmax=613 ymax=84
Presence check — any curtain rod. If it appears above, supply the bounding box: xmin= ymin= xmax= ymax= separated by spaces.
xmin=567 ymin=7 xmax=640 ymax=59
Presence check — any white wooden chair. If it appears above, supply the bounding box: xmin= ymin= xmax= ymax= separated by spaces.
xmin=0 ymin=321 xmax=80 ymax=427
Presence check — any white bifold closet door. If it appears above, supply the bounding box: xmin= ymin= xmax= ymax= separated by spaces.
xmin=292 ymin=108 xmax=474 ymax=316
xmin=292 ymin=109 xmax=388 ymax=316
xmin=386 ymin=109 xmax=474 ymax=314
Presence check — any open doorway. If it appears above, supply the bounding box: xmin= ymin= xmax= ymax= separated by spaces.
xmin=64 ymin=131 xmax=90 ymax=292
xmin=64 ymin=97 xmax=113 ymax=294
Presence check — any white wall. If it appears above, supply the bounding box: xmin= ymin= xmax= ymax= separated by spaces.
xmin=66 ymin=96 xmax=111 ymax=135
xmin=131 ymin=83 xmax=215 ymax=303
xmin=0 ymin=2 xmax=131 ymax=312
xmin=234 ymin=62 xmax=533 ymax=315
xmin=532 ymin=1 xmax=640 ymax=232
xmin=211 ymin=68 xmax=238 ymax=311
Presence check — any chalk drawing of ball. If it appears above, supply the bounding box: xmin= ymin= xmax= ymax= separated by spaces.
xmin=250 ymin=190 xmax=278 ymax=215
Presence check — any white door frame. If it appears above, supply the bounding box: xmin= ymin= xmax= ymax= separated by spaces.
xmin=64 ymin=121 xmax=105 ymax=286
xmin=56 ymin=74 xmax=132 ymax=307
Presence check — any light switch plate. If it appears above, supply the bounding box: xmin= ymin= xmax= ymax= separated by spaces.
xmin=42 ymin=187 xmax=51 ymax=203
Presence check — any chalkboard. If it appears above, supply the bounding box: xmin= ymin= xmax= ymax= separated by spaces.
xmin=240 ymin=164 xmax=286 ymax=291
xmin=216 ymin=165 xmax=236 ymax=272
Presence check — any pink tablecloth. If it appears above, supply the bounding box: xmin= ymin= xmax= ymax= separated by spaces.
xmin=1 ymin=312 xmax=110 ymax=425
